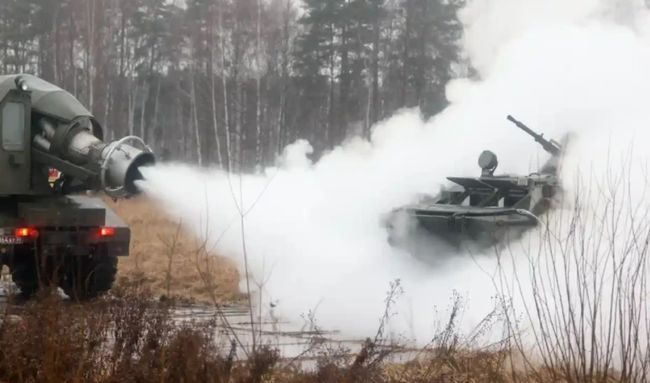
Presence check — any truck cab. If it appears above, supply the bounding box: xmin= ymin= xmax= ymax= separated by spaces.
xmin=0 ymin=74 xmax=154 ymax=299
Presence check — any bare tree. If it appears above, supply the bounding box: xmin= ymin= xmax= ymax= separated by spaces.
xmin=255 ymin=0 xmax=263 ymax=168
xmin=220 ymin=0 xmax=233 ymax=171
xmin=494 ymin=164 xmax=650 ymax=382
xmin=0 ymin=0 xmax=463 ymax=167
xmin=209 ymin=2 xmax=224 ymax=168
xmin=189 ymin=42 xmax=202 ymax=167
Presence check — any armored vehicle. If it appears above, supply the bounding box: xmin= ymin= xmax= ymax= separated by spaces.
xmin=0 ymin=74 xmax=155 ymax=299
xmin=385 ymin=116 xmax=564 ymax=253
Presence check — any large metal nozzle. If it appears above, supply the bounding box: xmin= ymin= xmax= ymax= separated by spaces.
xmin=100 ymin=136 xmax=155 ymax=198
xmin=34 ymin=117 xmax=155 ymax=198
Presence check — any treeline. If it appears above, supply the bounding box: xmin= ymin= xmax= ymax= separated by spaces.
xmin=0 ymin=0 xmax=465 ymax=169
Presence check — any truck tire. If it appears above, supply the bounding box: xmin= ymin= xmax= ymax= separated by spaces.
xmin=10 ymin=255 xmax=39 ymax=297
xmin=60 ymin=254 xmax=118 ymax=300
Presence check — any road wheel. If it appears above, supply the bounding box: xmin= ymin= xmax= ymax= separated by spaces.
xmin=60 ymin=254 xmax=118 ymax=300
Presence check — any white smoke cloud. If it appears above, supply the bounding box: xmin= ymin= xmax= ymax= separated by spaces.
xmin=139 ymin=0 xmax=650 ymax=347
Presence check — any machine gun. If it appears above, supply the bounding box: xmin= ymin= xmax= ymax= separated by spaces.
xmin=0 ymin=74 xmax=156 ymax=299
xmin=507 ymin=115 xmax=561 ymax=156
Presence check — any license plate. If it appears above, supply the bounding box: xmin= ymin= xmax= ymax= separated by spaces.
xmin=0 ymin=236 xmax=22 ymax=245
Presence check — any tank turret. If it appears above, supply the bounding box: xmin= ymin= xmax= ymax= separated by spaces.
xmin=384 ymin=115 xmax=565 ymax=259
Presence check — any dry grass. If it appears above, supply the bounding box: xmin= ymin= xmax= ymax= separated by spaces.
xmin=0 ymin=289 xmax=245 ymax=383
xmin=0 ymin=280 xmax=628 ymax=383
xmin=0 ymin=288 xmax=518 ymax=383
xmin=104 ymin=197 xmax=242 ymax=304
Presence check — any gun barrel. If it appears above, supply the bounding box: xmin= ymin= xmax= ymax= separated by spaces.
xmin=507 ymin=115 xmax=537 ymax=137
xmin=507 ymin=115 xmax=561 ymax=156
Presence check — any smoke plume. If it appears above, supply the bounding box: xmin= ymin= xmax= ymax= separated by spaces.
xmin=139 ymin=0 xmax=650 ymax=344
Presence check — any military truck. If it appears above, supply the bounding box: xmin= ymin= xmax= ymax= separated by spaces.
xmin=0 ymin=74 xmax=155 ymax=299
xmin=385 ymin=116 xmax=565 ymax=253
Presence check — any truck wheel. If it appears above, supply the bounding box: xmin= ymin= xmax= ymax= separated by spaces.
xmin=10 ymin=256 xmax=39 ymax=297
xmin=60 ymin=255 xmax=118 ymax=300
xmin=10 ymin=250 xmax=67 ymax=298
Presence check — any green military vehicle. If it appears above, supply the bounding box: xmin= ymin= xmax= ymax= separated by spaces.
xmin=385 ymin=116 xmax=565 ymax=254
xmin=0 ymin=74 xmax=155 ymax=299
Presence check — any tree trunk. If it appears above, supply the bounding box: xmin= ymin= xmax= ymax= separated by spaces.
xmin=85 ymin=0 xmax=96 ymax=110
xmin=176 ymin=87 xmax=185 ymax=160
xmin=327 ymin=22 xmax=336 ymax=149
xmin=415 ymin=0 xmax=430 ymax=111
xmin=119 ymin=2 xmax=126 ymax=77
xmin=69 ymin=12 xmax=78 ymax=97
xmin=210 ymin=4 xmax=223 ymax=168
xmin=400 ymin=0 xmax=412 ymax=107
xmin=233 ymin=16 xmax=243 ymax=171
xmin=276 ymin=0 xmax=292 ymax=155
xmin=371 ymin=1 xmax=381 ymax=128
xmin=220 ymin=0 xmax=232 ymax=171
xmin=339 ymin=20 xmax=349 ymax=145
xmin=190 ymin=56 xmax=202 ymax=166
xmin=235 ymin=77 xmax=242 ymax=172
xmin=151 ymin=78 xmax=161 ymax=151
xmin=128 ymin=83 xmax=136 ymax=136
xmin=139 ymin=83 xmax=148 ymax=142
xmin=255 ymin=0 xmax=263 ymax=169
xmin=53 ymin=7 xmax=61 ymax=84
xmin=104 ymin=82 xmax=112 ymax=140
